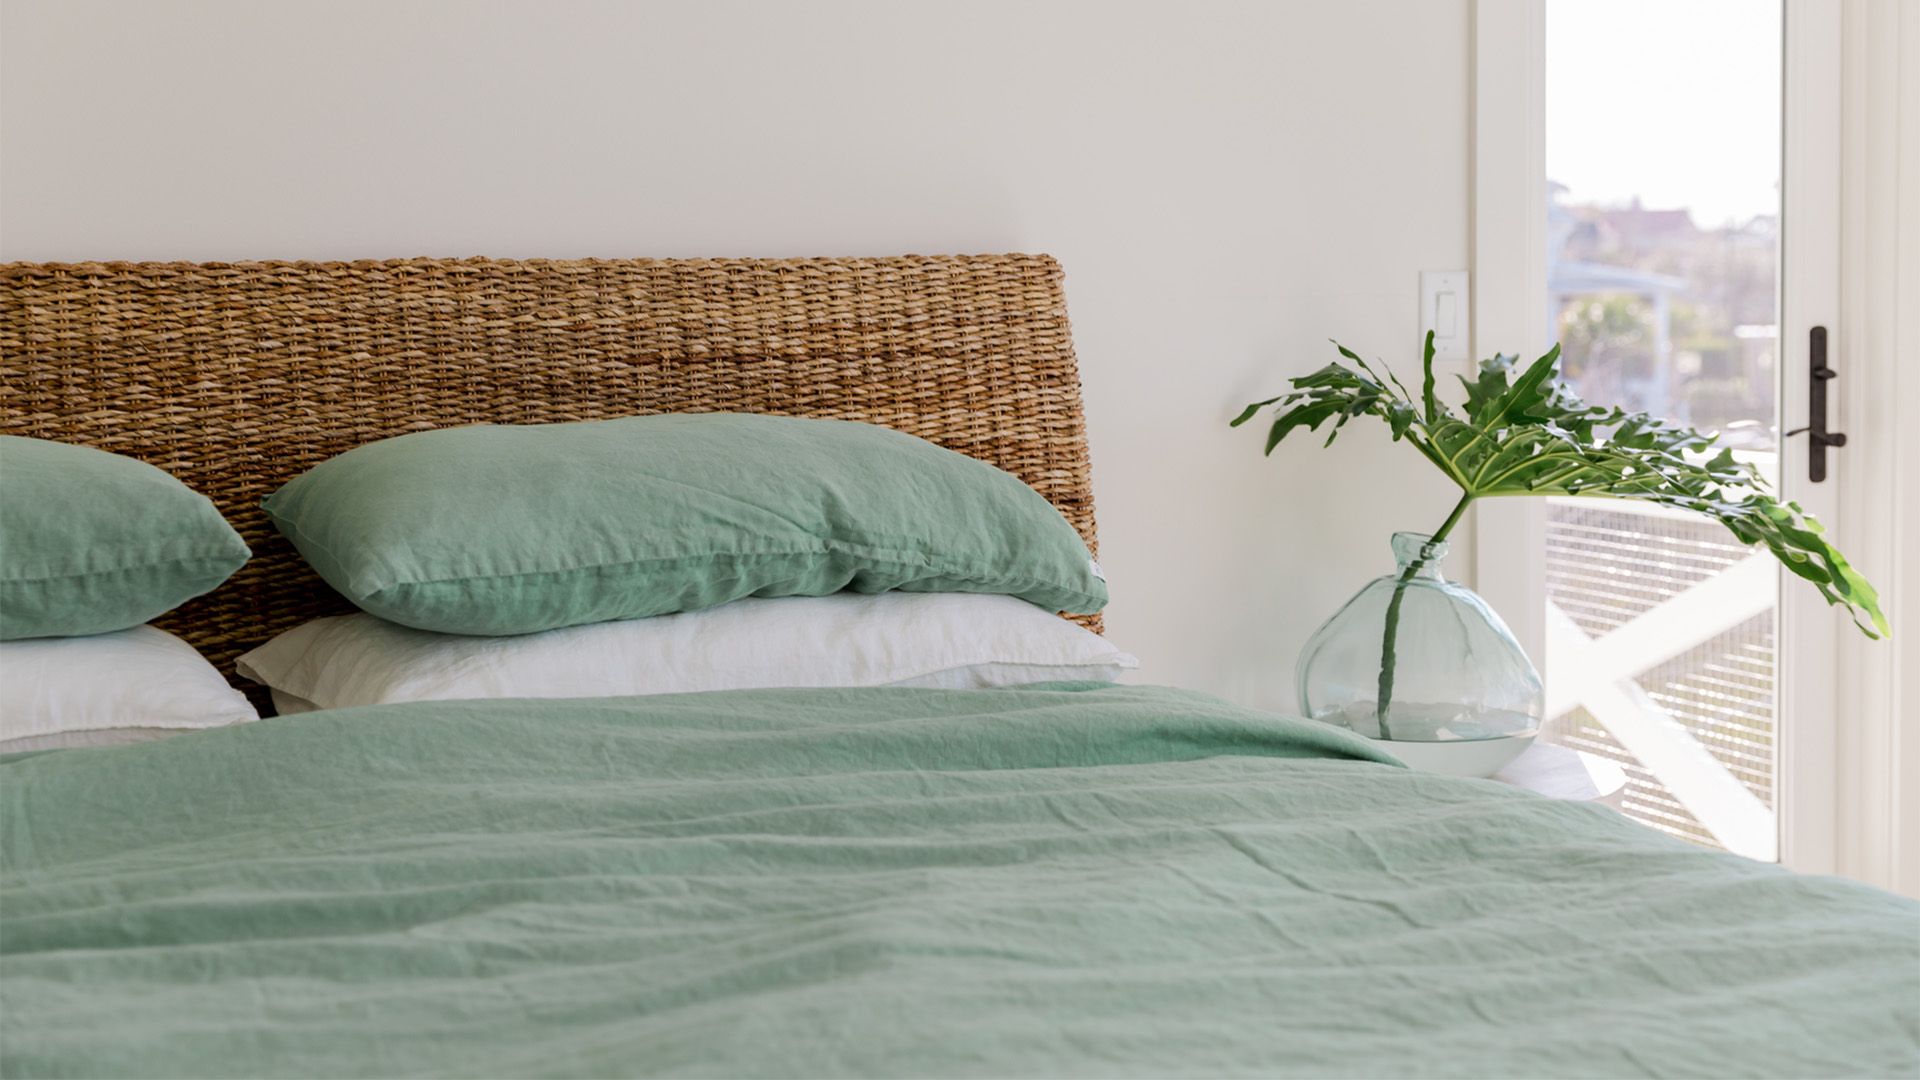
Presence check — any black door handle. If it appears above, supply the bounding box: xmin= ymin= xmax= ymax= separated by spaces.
xmin=1785 ymin=325 xmax=1846 ymax=483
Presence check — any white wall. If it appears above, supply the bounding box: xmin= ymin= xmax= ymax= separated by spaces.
xmin=0 ymin=0 xmax=1472 ymax=712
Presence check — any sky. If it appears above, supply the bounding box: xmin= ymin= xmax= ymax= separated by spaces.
xmin=1546 ymin=0 xmax=1782 ymax=227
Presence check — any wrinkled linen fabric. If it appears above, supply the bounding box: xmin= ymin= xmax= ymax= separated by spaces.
xmin=0 ymin=436 xmax=248 ymax=640
xmin=3 ymin=684 xmax=1915 ymax=1078
xmin=261 ymin=413 xmax=1108 ymax=635
xmin=0 ymin=624 xmax=258 ymax=751
xmin=236 ymin=592 xmax=1137 ymax=711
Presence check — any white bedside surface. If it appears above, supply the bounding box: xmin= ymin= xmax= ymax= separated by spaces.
xmin=1494 ymin=742 xmax=1628 ymax=807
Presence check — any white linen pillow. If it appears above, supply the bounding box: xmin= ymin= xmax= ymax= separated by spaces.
xmin=238 ymin=592 xmax=1138 ymax=713
xmin=0 ymin=625 xmax=260 ymax=752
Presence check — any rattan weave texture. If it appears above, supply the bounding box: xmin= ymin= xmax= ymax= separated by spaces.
xmin=0 ymin=255 xmax=1100 ymax=698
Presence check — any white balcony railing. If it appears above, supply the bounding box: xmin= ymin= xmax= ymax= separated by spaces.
xmin=1542 ymin=496 xmax=1778 ymax=859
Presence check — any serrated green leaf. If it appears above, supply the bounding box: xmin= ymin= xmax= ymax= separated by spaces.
xmin=1229 ymin=335 xmax=1890 ymax=640
xmin=1230 ymin=397 xmax=1280 ymax=427
xmin=1265 ymin=400 xmax=1344 ymax=454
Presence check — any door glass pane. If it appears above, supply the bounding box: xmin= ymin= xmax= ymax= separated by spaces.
xmin=1544 ymin=0 xmax=1782 ymax=860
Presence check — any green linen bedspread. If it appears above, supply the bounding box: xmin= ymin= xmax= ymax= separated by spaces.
xmin=3 ymin=684 xmax=1915 ymax=1078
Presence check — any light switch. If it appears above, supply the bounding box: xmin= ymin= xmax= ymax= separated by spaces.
xmin=1420 ymin=270 xmax=1469 ymax=363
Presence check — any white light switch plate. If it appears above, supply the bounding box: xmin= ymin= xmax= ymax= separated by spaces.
xmin=1420 ymin=270 xmax=1470 ymax=363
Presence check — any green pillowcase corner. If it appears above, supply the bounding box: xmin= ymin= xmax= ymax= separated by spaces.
xmin=262 ymin=413 xmax=1106 ymax=636
xmin=0 ymin=436 xmax=250 ymax=640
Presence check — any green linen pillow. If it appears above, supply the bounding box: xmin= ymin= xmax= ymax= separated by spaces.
xmin=263 ymin=413 xmax=1107 ymax=636
xmin=0 ymin=437 xmax=251 ymax=640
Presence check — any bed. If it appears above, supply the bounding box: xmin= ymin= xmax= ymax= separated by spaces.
xmin=2 ymin=256 xmax=1916 ymax=1079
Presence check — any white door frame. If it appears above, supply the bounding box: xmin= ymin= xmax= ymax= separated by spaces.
xmin=1468 ymin=0 xmax=1549 ymax=677
xmin=1776 ymin=0 xmax=1842 ymax=875
xmin=1468 ymin=0 xmax=1909 ymax=885
xmin=1832 ymin=0 xmax=1919 ymax=897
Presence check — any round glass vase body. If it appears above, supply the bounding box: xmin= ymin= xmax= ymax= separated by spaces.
xmin=1296 ymin=532 xmax=1543 ymax=773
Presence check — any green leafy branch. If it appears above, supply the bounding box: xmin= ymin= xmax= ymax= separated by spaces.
xmin=1233 ymin=333 xmax=1886 ymax=733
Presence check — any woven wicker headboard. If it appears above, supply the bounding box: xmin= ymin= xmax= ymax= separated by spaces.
xmin=0 ymin=254 xmax=1100 ymax=697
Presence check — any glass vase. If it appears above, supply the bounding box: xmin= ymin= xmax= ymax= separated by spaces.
xmin=1296 ymin=531 xmax=1544 ymax=774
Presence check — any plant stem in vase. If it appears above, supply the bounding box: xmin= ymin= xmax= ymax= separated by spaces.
xmin=1376 ymin=491 xmax=1475 ymax=739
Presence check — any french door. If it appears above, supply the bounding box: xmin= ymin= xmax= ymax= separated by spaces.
xmin=1477 ymin=0 xmax=1847 ymax=871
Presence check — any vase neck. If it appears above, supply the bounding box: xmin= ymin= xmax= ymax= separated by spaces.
xmin=1391 ymin=531 xmax=1448 ymax=580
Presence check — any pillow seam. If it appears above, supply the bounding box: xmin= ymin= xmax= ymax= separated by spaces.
xmin=1 ymin=549 xmax=245 ymax=586
xmin=373 ymin=549 xmax=1107 ymax=613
